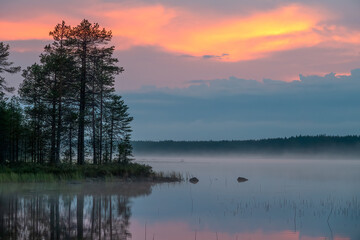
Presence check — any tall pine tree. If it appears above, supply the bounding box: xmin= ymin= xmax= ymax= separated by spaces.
xmin=0 ymin=42 xmax=20 ymax=99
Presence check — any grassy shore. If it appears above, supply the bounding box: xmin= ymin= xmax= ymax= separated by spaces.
xmin=0 ymin=162 xmax=182 ymax=183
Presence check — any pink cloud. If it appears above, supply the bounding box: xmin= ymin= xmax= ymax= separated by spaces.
xmin=1 ymin=1 xmax=359 ymax=63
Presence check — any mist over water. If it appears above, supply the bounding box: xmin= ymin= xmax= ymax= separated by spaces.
xmin=133 ymin=156 xmax=360 ymax=240
xmin=1 ymin=156 xmax=359 ymax=239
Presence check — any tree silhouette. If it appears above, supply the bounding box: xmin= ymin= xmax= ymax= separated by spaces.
xmin=105 ymin=94 xmax=133 ymax=163
xmin=67 ymin=19 xmax=115 ymax=165
xmin=19 ymin=64 xmax=49 ymax=163
xmin=0 ymin=42 xmax=20 ymax=99
xmin=1 ymin=21 xmax=133 ymax=166
xmin=14 ymin=20 xmax=132 ymax=165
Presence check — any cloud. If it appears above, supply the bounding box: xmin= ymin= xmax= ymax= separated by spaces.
xmin=1 ymin=1 xmax=359 ymax=62
xmin=121 ymin=69 xmax=360 ymax=140
xmin=133 ymin=68 xmax=360 ymax=96
xmin=1 ymin=40 xmax=51 ymax=53
xmin=202 ymin=53 xmax=229 ymax=60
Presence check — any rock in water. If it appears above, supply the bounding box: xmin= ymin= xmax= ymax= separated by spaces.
xmin=189 ymin=177 xmax=199 ymax=184
xmin=237 ymin=177 xmax=248 ymax=182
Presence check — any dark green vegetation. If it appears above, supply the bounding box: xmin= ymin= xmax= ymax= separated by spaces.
xmin=0 ymin=20 xmax=133 ymax=167
xmin=0 ymin=162 xmax=149 ymax=182
xmin=0 ymin=162 xmax=183 ymax=183
xmin=0 ymin=20 xmax=166 ymax=182
xmin=0 ymin=162 xmax=182 ymax=183
xmin=132 ymin=135 xmax=360 ymax=157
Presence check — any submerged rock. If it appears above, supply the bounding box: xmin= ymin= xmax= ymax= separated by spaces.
xmin=237 ymin=177 xmax=248 ymax=182
xmin=189 ymin=177 xmax=199 ymax=184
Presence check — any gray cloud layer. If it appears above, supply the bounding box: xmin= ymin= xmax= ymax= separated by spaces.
xmin=122 ymin=69 xmax=360 ymax=140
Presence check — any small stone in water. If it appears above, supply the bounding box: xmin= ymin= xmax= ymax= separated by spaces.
xmin=237 ymin=177 xmax=248 ymax=182
xmin=189 ymin=177 xmax=199 ymax=184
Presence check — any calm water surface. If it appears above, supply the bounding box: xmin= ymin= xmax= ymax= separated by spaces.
xmin=0 ymin=157 xmax=359 ymax=240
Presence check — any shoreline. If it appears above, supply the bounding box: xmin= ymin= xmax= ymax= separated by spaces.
xmin=0 ymin=162 xmax=182 ymax=183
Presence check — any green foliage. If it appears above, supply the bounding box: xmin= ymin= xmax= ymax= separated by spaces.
xmin=0 ymin=97 xmax=26 ymax=164
xmin=1 ymin=20 xmax=133 ymax=166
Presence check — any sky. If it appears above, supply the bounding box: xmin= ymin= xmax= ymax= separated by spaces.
xmin=1 ymin=0 xmax=360 ymax=140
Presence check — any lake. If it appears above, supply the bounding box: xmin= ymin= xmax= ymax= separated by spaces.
xmin=0 ymin=156 xmax=359 ymax=239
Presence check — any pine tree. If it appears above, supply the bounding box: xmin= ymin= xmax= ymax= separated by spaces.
xmin=19 ymin=64 xmax=49 ymax=163
xmin=40 ymin=21 xmax=77 ymax=165
xmin=88 ymin=46 xmax=124 ymax=164
xmin=16 ymin=20 xmax=132 ymax=166
xmin=0 ymin=42 xmax=21 ymax=99
xmin=66 ymin=20 xmax=112 ymax=164
xmin=0 ymin=101 xmax=10 ymax=163
xmin=118 ymin=134 xmax=133 ymax=164
xmin=105 ymin=94 xmax=133 ymax=163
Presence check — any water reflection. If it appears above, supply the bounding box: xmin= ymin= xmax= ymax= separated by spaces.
xmin=0 ymin=182 xmax=152 ymax=240
xmin=0 ymin=158 xmax=359 ymax=240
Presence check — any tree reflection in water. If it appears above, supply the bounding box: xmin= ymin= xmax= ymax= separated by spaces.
xmin=0 ymin=182 xmax=153 ymax=239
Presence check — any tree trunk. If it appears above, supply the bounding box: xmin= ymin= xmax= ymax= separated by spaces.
xmin=109 ymin=117 xmax=114 ymax=163
xmin=77 ymin=43 xmax=87 ymax=165
xmin=56 ymin=81 xmax=62 ymax=165
xmin=92 ymin=75 xmax=97 ymax=165
xmin=99 ymin=83 xmax=103 ymax=164
xmin=51 ymin=98 xmax=56 ymax=165
xmin=15 ymin=135 xmax=18 ymax=163
xmin=50 ymin=75 xmax=57 ymax=164
xmin=69 ymin=122 xmax=72 ymax=164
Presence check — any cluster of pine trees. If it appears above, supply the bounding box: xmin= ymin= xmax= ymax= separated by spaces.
xmin=0 ymin=20 xmax=133 ymax=165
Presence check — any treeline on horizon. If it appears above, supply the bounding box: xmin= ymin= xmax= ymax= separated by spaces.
xmin=132 ymin=135 xmax=360 ymax=156
xmin=0 ymin=20 xmax=133 ymax=166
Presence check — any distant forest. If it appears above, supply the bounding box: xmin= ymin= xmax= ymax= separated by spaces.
xmin=132 ymin=135 xmax=360 ymax=157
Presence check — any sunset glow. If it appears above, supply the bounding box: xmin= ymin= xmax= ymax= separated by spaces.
xmin=0 ymin=21 xmax=51 ymax=41
xmin=1 ymin=0 xmax=359 ymax=90
xmin=0 ymin=2 xmax=359 ymax=237
xmin=1 ymin=2 xmax=359 ymax=62
xmin=159 ymin=4 xmax=325 ymax=61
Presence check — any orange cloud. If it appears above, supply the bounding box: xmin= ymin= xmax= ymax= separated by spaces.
xmin=98 ymin=4 xmax=327 ymax=61
xmin=0 ymin=21 xmax=51 ymax=41
xmin=88 ymin=5 xmax=177 ymax=48
xmin=0 ymin=14 xmax=77 ymax=41
xmin=0 ymin=2 xmax=358 ymax=62
xmin=160 ymin=5 xmax=325 ymax=61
